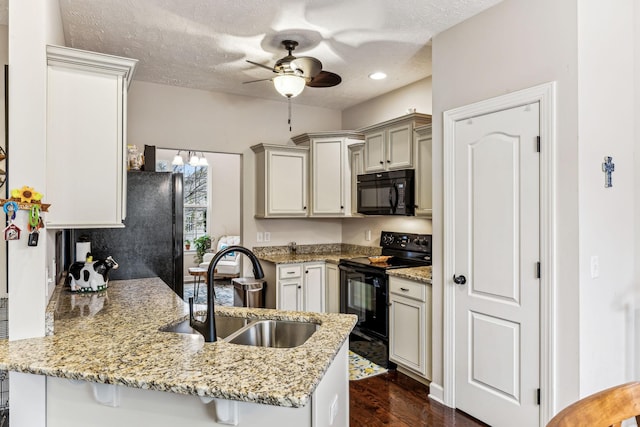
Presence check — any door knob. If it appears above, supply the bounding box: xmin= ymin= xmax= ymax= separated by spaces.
xmin=453 ymin=274 xmax=467 ymax=285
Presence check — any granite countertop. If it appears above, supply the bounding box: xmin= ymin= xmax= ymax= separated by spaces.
xmin=387 ymin=266 xmax=432 ymax=284
xmin=0 ymin=278 xmax=357 ymax=408
xmin=253 ymin=243 xmax=380 ymax=265
xmin=257 ymin=252 xmax=365 ymax=265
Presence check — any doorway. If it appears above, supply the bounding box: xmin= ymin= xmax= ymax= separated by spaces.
xmin=156 ymin=148 xmax=242 ymax=294
xmin=442 ymin=82 xmax=557 ymax=426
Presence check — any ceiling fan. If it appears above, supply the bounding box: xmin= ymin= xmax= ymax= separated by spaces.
xmin=244 ymin=40 xmax=342 ymax=99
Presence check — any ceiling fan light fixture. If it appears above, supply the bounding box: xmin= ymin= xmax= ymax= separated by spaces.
xmin=273 ymin=74 xmax=306 ymax=98
xmin=369 ymin=71 xmax=387 ymax=80
xmin=198 ymin=154 xmax=209 ymax=167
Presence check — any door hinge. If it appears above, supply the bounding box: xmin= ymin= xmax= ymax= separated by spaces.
xmin=537 ymin=388 xmax=541 ymax=405
xmin=536 ymin=262 xmax=541 ymax=279
xmin=536 ymin=136 xmax=541 ymax=152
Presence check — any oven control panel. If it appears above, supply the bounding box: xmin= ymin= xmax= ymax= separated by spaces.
xmin=380 ymin=231 xmax=431 ymax=253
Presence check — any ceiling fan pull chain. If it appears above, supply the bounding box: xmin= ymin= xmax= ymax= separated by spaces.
xmin=288 ymin=96 xmax=292 ymax=132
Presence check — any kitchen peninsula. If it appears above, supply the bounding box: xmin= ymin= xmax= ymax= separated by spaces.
xmin=0 ymin=278 xmax=356 ymax=427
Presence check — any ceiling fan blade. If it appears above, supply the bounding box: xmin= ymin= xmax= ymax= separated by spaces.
xmin=242 ymin=77 xmax=273 ymax=84
xmin=291 ymin=57 xmax=322 ymax=78
xmin=246 ymin=60 xmax=276 ymax=72
xmin=306 ymin=71 xmax=342 ymax=88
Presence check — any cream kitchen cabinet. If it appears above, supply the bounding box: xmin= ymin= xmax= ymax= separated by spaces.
xmin=389 ymin=276 xmax=432 ymax=380
xmin=292 ymin=132 xmax=364 ymax=217
xmin=325 ymin=262 xmax=340 ymax=313
xmin=349 ymin=142 xmax=365 ymax=216
xmin=414 ymin=124 xmax=433 ymax=217
xmin=276 ymin=262 xmax=325 ymax=313
xmin=359 ymin=113 xmax=432 ymax=173
xmin=251 ymin=144 xmax=309 ymax=218
xmin=45 ymin=45 xmax=137 ymax=228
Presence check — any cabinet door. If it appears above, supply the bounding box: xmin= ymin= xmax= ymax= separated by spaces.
xmin=303 ymin=263 xmax=325 ymax=313
xmin=325 ymin=263 xmax=340 ymax=313
xmin=414 ymin=127 xmax=433 ymax=217
xmin=364 ymin=131 xmax=385 ymax=172
xmin=311 ymin=139 xmax=344 ymax=216
xmin=47 ymin=62 xmax=127 ymax=228
xmin=387 ymin=123 xmax=413 ymax=170
xmin=349 ymin=144 xmax=365 ymax=216
xmin=389 ymin=294 xmax=425 ymax=375
xmin=278 ymin=279 xmax=302 ymax=311
xmin=267 ymin=150 xmax=308 ymax=216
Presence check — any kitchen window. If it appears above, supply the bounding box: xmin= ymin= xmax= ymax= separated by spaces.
xmin=174 ymin=163 xmax=208 ymax=244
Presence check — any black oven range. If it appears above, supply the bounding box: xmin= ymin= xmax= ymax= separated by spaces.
xmin=339 ymin=231 xmax=432 ymax=368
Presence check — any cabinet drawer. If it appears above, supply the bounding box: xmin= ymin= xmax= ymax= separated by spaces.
xmin=278 ymin=264 xmax=303 ymax=279
xmin=389 ymin=277 xmax=426 ymax=302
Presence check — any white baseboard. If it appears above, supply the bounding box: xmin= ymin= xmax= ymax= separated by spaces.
xmin=428 ymin=382 xmax=447 ymax=406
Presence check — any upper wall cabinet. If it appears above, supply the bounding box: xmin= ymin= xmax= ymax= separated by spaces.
xmin=358 ymin=113 xmax=432 ymax=173
xmin=292 ymin=132 xmax=364 ymax=217
xmin=414 ymin=124 xmax=433 ymax=217
xmin=252 ymin=144 xmax=309 ymax=218
xmin=45 ymin=45 xmax=137 ymax=229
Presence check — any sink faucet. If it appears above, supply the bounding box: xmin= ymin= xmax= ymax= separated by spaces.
xmin=189 ymin=245 xmax=264 ymax=342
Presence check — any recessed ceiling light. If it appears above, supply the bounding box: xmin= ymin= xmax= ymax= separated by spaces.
xmin=369 ymin=72 xmax=387 ymax=80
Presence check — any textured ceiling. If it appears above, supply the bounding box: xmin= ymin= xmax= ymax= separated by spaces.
xmin=48 ymin=1 xmax=502 ymax=109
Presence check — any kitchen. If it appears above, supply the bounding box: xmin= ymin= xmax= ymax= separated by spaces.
xmin=6 ymin=1 xmax=443 ymax=426
xmin=6 ymin=1 xmax=640 ymax=427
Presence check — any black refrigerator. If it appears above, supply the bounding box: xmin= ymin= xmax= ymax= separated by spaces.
xmin=72 ymin=171 xmax=184 ymax=296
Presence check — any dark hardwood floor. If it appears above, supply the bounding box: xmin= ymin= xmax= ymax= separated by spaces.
xmin=350 ymin=371 xmax=489 ymax=427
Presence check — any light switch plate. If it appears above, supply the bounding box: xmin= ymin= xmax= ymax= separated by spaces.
xmin=264 ymin=232 xmax=271 ymax=242
xmin=256 ymin=232 xmax=264 ymax=242
xmin=590 ymin=255 xmax=599 ymax=279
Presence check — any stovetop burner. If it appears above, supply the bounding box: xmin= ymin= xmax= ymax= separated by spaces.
xmin=340 ymin=231 xmax=432 ymax=271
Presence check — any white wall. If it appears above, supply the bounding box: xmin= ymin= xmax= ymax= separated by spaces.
xmin=432 ymin=0 xmax=581 ymax=411
xmin=342 ymin=77 xmax=432 ymax=130
xmin=577 ymin=0 xmax=636 ymax=395
xmin=9 ymin=1 xmax=64 ymax=425
xmin=126 ymin=81 xmax=343 ymax=260
xmin=8 ymin=0 xmax=64 ymax=339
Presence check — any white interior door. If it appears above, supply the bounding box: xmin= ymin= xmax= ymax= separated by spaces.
xmin=453 ymin=103 xmax=540 ymax=426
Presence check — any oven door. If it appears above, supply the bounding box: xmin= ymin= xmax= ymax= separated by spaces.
xmin=339 ymin=263 xmax=388 ymax=340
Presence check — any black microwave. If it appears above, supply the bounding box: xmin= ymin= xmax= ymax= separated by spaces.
xmin=357 ymin=169 xmax=415 ymax=215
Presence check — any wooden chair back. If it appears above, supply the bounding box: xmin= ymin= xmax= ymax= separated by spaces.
xmin=547 ymin=381 xmax=640 ymax=427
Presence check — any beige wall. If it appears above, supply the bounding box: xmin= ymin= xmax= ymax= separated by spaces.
xmin=342 ymin=77 xmax=433 ymax=130
xmin=127 ymin=81 xmax=344 ymax=263
xmin=0 ymin=25 xmax=7 ymax=298
xmin=340 ymin=76 xmax=433 ymax=246
xmin=433 ymin=0 xmax=638 ymax=414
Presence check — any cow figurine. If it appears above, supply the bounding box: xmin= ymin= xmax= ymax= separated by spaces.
xmin=67 ymin=256 xmax=119 ymax=292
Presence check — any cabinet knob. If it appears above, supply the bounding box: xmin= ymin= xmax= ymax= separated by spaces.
xmin=379 ymin=161 xmax=384 ymax=164
xmin=400 ymin=287 xmax=409 ymax=292
xmin=305 ymin=271 xmax=308 ymax=274
xmin=297 ymin=285 xmax=301 ymax=289
xmin=386 ymin=160 xmax=391 ymax=163
xmin=341 ymin=206 xmax=344 ymax=209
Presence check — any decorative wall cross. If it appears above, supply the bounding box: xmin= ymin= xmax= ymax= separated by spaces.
xmin=602 ymin=156 xmax=615 ymax=188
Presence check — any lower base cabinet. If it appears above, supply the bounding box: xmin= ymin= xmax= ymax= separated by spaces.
xmin=276 ymin=262 xmax=326 ymax=313
xmin=389 ymin=276 xmax=432 ymax=380
xmin=325 ymin=263 xmax=340 ymax=313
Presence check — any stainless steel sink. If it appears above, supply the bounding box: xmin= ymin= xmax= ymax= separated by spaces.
xmin=226 ymin=320 xmax=318 ymax=348
xmin=159 ymin=315 xmax=248 ymax=339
